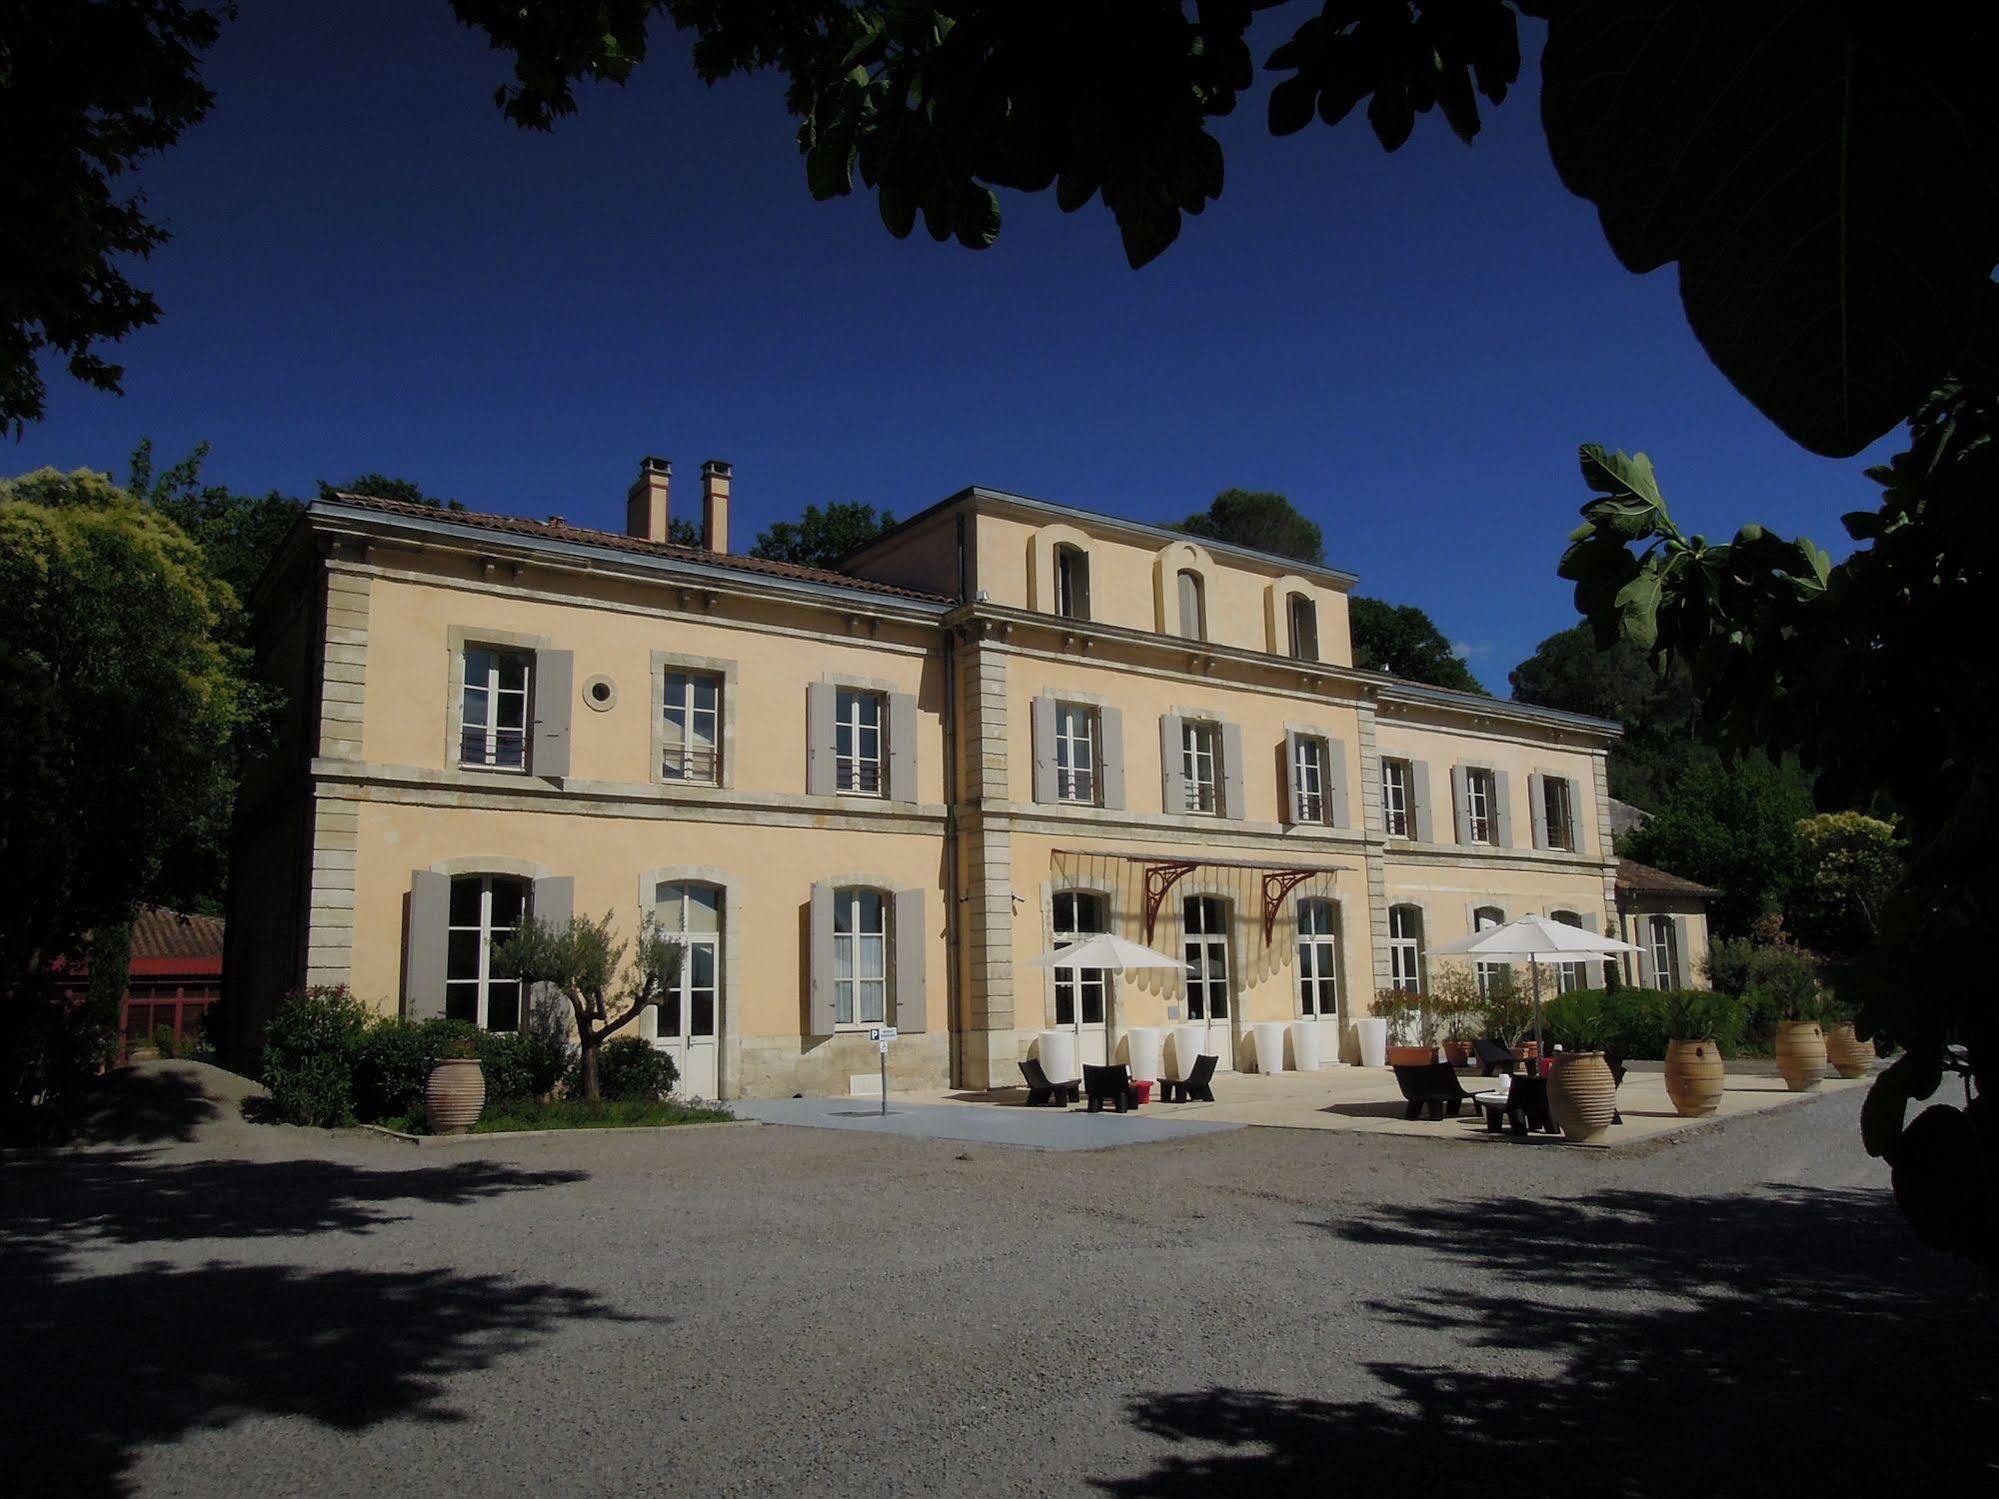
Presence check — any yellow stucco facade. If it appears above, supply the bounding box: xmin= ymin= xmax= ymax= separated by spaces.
xmin=226 ymin=477 xmax=1685 ymax=1099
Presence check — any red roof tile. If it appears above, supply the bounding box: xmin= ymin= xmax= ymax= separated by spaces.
xmin=1616 ymin=858 xmax=1721 ymax=900
xmin=130 ymin=907 xmax=226 ymax=960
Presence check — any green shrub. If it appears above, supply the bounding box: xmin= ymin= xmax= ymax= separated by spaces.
xmin=352 ymin=1019 xmax=443 ymax=1123
xmin=149 ymin=1023 xmax=179 ymax=1059
xmin=479 ymin=1028 xmax=568 ymax=1107
xmin=260 ymin=985 xmax=367 ymax=1126
xmin=567 ymin=1036 xmax=679 ymax=1101
xmin=1545 ymin=990 xmax=1609 ymax=1051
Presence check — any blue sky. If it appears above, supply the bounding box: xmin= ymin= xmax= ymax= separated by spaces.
xmin=11 ymin=4 xmax=1898 ymax=690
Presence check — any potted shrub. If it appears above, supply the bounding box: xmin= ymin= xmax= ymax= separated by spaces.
xmin=1377 ymin=992 xmax=1436 ymax=1066
xmin=1660 ymin=990 xmax=1732 ymax=1117
xmin=1769 ymin=985 xmax=1828 ymax=1092
xmin=1544 ymin=992 xmax=1618 ymax=1142
xmin=1821 ymin=994 xmax=1872 ymax=1078
xmin=1483 ymin=981 xmax=1537 ymax=1063
xmin=424 ymin=1031 xmax=487 ymax=1134
xmin=1434 ymin=969 xmax=1483 ymax=1067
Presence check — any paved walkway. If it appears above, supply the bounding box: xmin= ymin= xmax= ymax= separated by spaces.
xmin=731 ymin=1094 xmax=1241 ymax=1149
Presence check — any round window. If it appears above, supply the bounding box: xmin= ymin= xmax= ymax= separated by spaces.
xmin=582 ymin=674 xmax=617 ymax=712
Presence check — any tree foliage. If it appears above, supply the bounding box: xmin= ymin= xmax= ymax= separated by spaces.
xmin=1172 ymin=488 xmax=1324 ymax=564
xmin=1788 ymin=812 xmax=1903 ymax=967
xmin=492 ymin=910 xmax=681 ymax=1101
xmin=129 ymin=440 xmax=302 ymax=603
xmin=0 ymin=0 xmax=230 ymax=435
xmin=1510 ymin=623 xmax=1697 ymax=809
xmin=316 ymin=473 xmax=465 ymax=511
xmin=1349 ymin=596 xmax=1486 ymax=695
xmin=749 ymin=499 xmax=895 ymax=570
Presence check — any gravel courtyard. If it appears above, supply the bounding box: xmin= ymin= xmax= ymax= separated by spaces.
xmin=4 ymin=1062 xmax=1993 ymax=1497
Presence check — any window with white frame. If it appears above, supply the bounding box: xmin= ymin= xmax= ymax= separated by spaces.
xmin=660 ymin=670 xmax=722 ymax=783
xmin=1054 ymin=545 xmax=1091 ymax=621
xmin=1464 ymin=767 xmax=1498 ymax=843
xmin=1052 ymin=890 xmax=1107 ymax=1028
xmin=1543 ymin=775 xmax=1576 ymax=852
xmin=1388 ymin=904 xmax=1425 ymax=993
xmin=832 ymin=887 xmax=890 ymax=1025
xmin=1293 ymin=735 xmax=1329 ymax=824
xmin=1551 ymin=909 xmax=1588 ymax=993
xmin=1176 ymin=569 xmax=1206 ymax=641
xmin=1054 ymin=702 xmax=1099 ymax=804
xmin=446 ymin=875 xmax=528 ymax=1030
xmin=1182 ymin=719 xmax=1222 ymax=814
xmin=1381 ymin=758 xmax=1412 ymax=838
xmin=1648 ymin=915 xmax=1681 ymax=989
xmin=1288 ymin=594 xmax=1319 ymax=661
xmin=655 ymin=881 xmax=721 ymax=1043
xmin=1296 ymin=898 xmax=1340 ymax=1018
xmin=1473 ymin=905 xmax=1510 ymax=997
xmin=459 ymin=646 xmax=531 ymax=770
xmin=834 ymin=688 xmax=885 ymax=795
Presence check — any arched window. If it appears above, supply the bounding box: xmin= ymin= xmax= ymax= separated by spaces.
xmin=1184 ymin=895 xmax=1231 ymax=1019
xmin=1287 ymin=593 xmax=1319 ymax=661
xmin=832 ymin=887 xmax=891 ymax=1025
xmin=1296 ymin=898 xmax=1340 ymax=1018
xmin=1550 ymin=909 xmax=1588 ymax=993
xmin=1176 ymin=569 xmax=1206 ymax=641
xmin=1473 ymin=905 xmax=1510 ymax=997
xmin=1388 ymin=904 xmax=1426 ymax=993
xmin=1053 ymin=544 xmax=1091 ymax=620
xmin=1052 ymin=890 xmax=1107 ymax=1028
xmin=446 ymin=874 xmax=529 ymax=1030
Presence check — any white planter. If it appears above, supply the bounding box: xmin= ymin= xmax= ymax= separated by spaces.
xmin=1036 ymin=1029 xmax=1079 ymax=1085
xmin=1250 ymin=1022 xmax=1289 ymax=1074
xmin=1121 ymin=1026 xmax=1166 ymax=1083
xmin=1356 ymin=1017 xmax=1389 ymax=1069
xmin=1287 ymin=1020 xmax=1322 ymax=1072
xmin=1169 ymin=1025 xmax=1207 ymax=1080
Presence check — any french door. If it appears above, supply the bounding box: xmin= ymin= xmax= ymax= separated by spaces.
xmin=1182 ymin=896 xmax=1235 ymax=1069
xmin=1052 ymin=891 xmax=1110 ymax=1066
xmin=654 ymin=881 xmax=721 ymax=1098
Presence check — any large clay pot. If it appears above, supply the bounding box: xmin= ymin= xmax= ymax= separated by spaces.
xmin=425 ymin=1056 xmax=487 ymax=1134
xmin=1663 ymin=1038 xmax=1726 ymax=1117
xmin=1547 ymin=1051 xmax=1618 ymax=1142
xmin=1387 ymin=1045 xmax=1437 ymax=1067
xmin=1774 ymin=1021 xmax=1827 ymax=1093
xmin=1824 ymin=1023 xmax=1873 ymax=1079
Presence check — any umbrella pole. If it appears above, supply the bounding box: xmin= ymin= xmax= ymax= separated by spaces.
xmin=1532 ymin=956 xmax=1545 ymax=1072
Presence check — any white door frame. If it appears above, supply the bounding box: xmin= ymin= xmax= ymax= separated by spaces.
xmin=1183 ymin=895 xmax=1236 ymax=1070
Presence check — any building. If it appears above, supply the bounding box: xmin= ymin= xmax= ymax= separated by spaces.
xmin=225 ymin=459 xmax=1706 ymax=1097
xmin=57 ymin=908 xmax=226 ymax=1058
xmin=1613 ymin=858 xmax=1718 ymax=991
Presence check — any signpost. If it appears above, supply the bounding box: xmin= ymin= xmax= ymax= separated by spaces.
xmin=869 ymin=1025 xmax=898 ymax=1116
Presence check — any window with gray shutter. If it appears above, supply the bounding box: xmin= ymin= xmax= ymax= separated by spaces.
xmin=406 ymin=870 xmax=450 ymax=1020
xmin=805 ymin=682 xmax=836 ymax=795
xmin=1098 ymin=706 xmax=1126 ymax=810
xmin=894 ymin=887 xmax=926 ymax=1032
xmin=1220 ymin=721 xmax=1245 ymax=819
xmin=807 ymin=882 xmax=836 ymax=1033
xmin=888 ymin=691 xmax=918 ymax=802
xmin=531 ymin=648 xmax=573 ymax=777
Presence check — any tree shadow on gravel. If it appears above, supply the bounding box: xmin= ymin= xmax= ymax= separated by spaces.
xmin=1095 ymin=1186 xmax=1999 ymax=1495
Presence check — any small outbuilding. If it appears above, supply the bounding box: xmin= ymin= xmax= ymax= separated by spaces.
xmin=1613 ymin=859 xmax=1718 ymax=990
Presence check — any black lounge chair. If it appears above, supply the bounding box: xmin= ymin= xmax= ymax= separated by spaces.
xmin=1083 ymin=1063 xmax=1141 ymax=1113
xmin=1472 ymin=1037 xmax=1521 ymax=1077
xmin=1162 ymin=1053 xmax=1218 ymax=1103
xmin=1393 ymin=1061 xmax=1473 ymax=1120
xmin=1019 ymin=1056 xmax=1079 ymax=1108
xmin=1477 ymin=1074 xmax=1559 ymax=1136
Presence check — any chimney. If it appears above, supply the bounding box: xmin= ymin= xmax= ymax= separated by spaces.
xmin=626 ymin=456 xmax=671 ymax=542
xmin=701 ymin=459 xmax=732 ymax=554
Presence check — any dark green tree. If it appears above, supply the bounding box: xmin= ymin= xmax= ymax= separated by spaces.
xmin=1350 ymin=596 xmax=1487 ymax=696
xmin=1510 ymin=623 xmax=1699 ymax=808
xmin=129 ymin=440 xmax=301 ymax=603
xmin=750 ymin=500 xmax=895 ymax=570
xmin=667 ymin=515 xmax=701 ymax=547
xmin=1172 ymin=488 xmax=1324 ymax=564
xmin=1789 ymin=812 xmax=1904 ymax=966
xmin=316 ymin=474 xmax=465 ymax=511
xmin=492 ymin=910 xmax=682 ymax=1101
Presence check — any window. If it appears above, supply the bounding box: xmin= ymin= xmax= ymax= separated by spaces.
xmin=460 ymin=646 xmax=531 ymax=770
xmin=832 ymin=888 xmax=890 ymax=1025
xmin=1551 ymin=909 xmax=1588 ymax=993
xmin=1287 ymin=594 xmax=1319 ymax=661
xmin=1388 ymin=904 xmax=1426 ymax=993
xmin=1054 ymin=545 xmax=1091 ymax=621
xmin=1296 ymin=899 xmax=1340 ymax=1018
xmin=1054 ymin=703 xmax=1099 ymax=804
xmin=1473 ymin=905 xmax=1510 ymax=997
xmin=655 ymin=881 xmax=721 ymax=1043
xmin=1181 ymin=720 xmax=1222 ymax=815
xmin=1464 ymin=767 xmax=1497 ymax=844
xmin=1176 ymin=569 xmax=1206 ymax=641
xmin=1381 ymin=758 xmax=1412 ymax=838
xmin=446 ymin=875 xmax=528 ymax=1030
xmin=1293 ymin=735 xmax=1328 ymax=824
xmin=1052 ymin=891 xmax=1107 ymax=1028
xmin=834 ymin=688 xmax=885 ymax=795
xmin=1648 ymin=915 xmax=1681 ymax=989
xmin=1543 ymin=776 xmax=1576 ymax=852
xmin=660 ymin=670 xmax=722 ymax=783
xmin=1184 ymin=896 xmax=1230 ymax=1020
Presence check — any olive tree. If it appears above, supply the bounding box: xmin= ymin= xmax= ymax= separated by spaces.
xmin=492 ymin=910 xmax=682 ymax=1101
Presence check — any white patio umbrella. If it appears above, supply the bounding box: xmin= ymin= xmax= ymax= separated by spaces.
xmin=1022 ymin=932 xmax=1186 ymax=970
xmin=1432 ymin=915 xmax=1644 ymax=1057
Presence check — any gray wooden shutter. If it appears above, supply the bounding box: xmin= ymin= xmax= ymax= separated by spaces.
xmin=532 ymin=648 xmax=573 ymax=777
xmin=894 ymin=887 xmax=927 ymax=1032
xmin=888 ymin=691 xmax=918 ymax=802
xmin=1671 ymin=916 xmax=1692 ymax=989
xmin=1159 ymin=713 xmax=1185 ymax=814
xmin=405 ymin=870 xmax=450 ymax=1020
xmin=1410 ymin=760 xmax=1434 ymax=843
xmin=1098 ymin=707 xmax=1126 ymax=810
xmin=1031 ymin=695 xmax=1058 ymax=804
xmin=1221 ymin=721 xmax=1246 ymax=820
xmin=1529 ymin=772 xmax=1549 ymax=849
xmin=530 ymin=875 xmax=575 ymax=1032
xmin=1328 ymin=737 xmax=1350 ymax=829
xmin=1561 ymin=777 xmax=1580 ymax=851
xmin=1635 ymin=916 xmax=1654 ymax=988
xmin=805 ymin=682 xmax=836 ymax=796
xmin=1075 ymin=556 xmax=1091 ymax=620
xmin=1492 ymin=769 xmax=1515 ymax=848
xmin=808 ymin=882 xmax=836 ymax=1034
xmin=1281 ymin=730 xmax=1301 ymax=826
xmin=1451 ymin=764 xmax=1472 ymax=843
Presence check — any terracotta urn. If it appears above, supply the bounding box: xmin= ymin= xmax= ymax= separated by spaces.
xmin=1547 ymin=1051 xmax=1618 ymax=1142
xmin=1824 ymin=1023 xmax=1873 ymax=1079
xmin=1387 ymin=1045 xmax=1438 ymax=1067
xmin=1773 ymin=1021 xmax=1827 ymax=1093
xmin=1663 ymin=1038 xmax=1725 ymax=1117
xmin=425 ymin=1056 xmax=487 ymax=1134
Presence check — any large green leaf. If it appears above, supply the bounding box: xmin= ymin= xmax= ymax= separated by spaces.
xmin=1542 ymin=3 xmax=1999 ymax=457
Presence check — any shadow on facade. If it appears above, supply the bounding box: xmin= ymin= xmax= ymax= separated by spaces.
xmin=1094 ymin=1186 xmax=1997 ymax=1495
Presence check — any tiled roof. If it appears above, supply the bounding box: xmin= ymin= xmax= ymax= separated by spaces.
xmin=320 ymin=492 xmax=953 ymax=604
xmin=1616 ymin=858 xmax=1720 ymax=900
xmin=131 ymin=907 xmax=225 ymax=960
